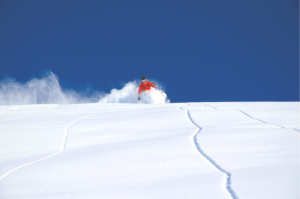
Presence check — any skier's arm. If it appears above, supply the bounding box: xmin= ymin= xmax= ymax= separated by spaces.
xmin=149 ymin=82 xmax=156 ymax=88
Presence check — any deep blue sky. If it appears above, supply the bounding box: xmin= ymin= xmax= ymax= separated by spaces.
xmin=0 ymin=0 xmax=298 ymax=102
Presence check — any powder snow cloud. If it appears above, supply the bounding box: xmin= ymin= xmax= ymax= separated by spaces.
xmin=0 ymin=72 xmax=168 ymax=105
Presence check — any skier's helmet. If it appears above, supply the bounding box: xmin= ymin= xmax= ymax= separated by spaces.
xmin=141 ymin=75 xmax=146 ymax=83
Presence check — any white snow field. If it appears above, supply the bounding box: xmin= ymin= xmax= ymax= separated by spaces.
xmin=0 ymin=102 xmax=299 ymax=199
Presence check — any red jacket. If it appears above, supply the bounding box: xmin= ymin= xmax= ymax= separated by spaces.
xmin=138 ymin=81 xmax=156 ymax=94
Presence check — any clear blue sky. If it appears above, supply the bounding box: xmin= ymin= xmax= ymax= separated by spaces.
xmin=0 ymin=0 xmax=298 ymax=102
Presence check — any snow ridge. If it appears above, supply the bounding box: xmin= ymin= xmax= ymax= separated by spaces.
xmin=236 ymin=109 xmax=300 ymax=132
xmin=179 ymin=107 xmax=239 ymax=199
xmin=0 ymin=114 xmax=91 ymax=181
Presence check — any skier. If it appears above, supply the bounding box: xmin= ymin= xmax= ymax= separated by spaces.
xmin=138 ymin=75 xmax=156 ymax=100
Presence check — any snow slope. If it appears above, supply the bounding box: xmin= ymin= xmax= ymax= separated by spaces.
xmin=0 ymin=102 xmax=299 ymax=199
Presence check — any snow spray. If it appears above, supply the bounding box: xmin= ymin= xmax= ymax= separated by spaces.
xmin=0 ymin=72 xmax=169 ymax=105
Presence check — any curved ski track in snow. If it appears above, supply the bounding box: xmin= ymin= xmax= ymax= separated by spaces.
xmin=236 ymin=109 xmax=300 ymax=132
xmin=0 ymin=114 xmax=91 ymax=181
xmin=179 ymin=107 xmax=239 ymax=199
xmin=0 ymin=106 xmax=120 ymax=181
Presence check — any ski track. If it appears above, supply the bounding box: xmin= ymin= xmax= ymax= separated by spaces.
xmin=0 ymin=114 xmax=91 ymax=181
xmin=203 ymin=103 xmax=218 ymax=110
xmin=202 ymin=103 xmax=299 ymax=132
xmin=236 ymin=109 xmax=300 ymax=132
xmin=0 ymin=106 xmax=120 ymax=181
xmin=179 ymin=106 xmax=239 ymax=199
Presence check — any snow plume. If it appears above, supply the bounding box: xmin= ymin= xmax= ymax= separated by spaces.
xmin=0 ymin=72 xmax=102 ymax=105
xmin=0 ymin=72 xmax=169 ymax=105
xmin=98 ymin=80 xmax=169 ymax=104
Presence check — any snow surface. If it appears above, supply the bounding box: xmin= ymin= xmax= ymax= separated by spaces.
xmin=0 ymin=102 xmax=299 ymax=199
